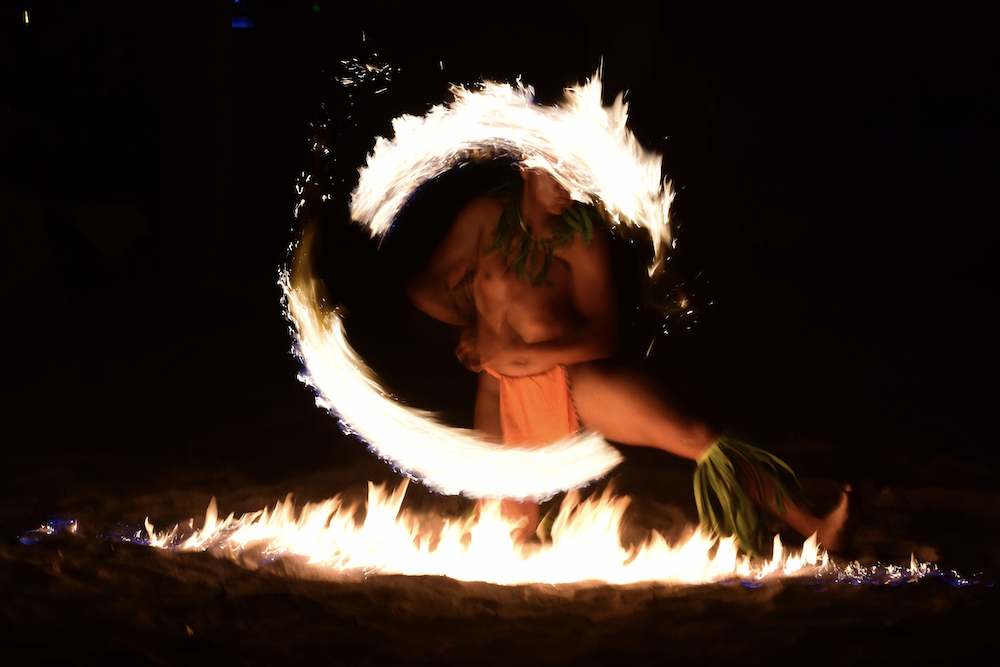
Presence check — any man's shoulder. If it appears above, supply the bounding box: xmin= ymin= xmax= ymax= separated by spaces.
xmin=558 ymin=212 xmax=612 ymax=271
xmin=459 ymin=196 xmax=505 ymax=220
xmin=454 ymin=196 xmax=505 ymax=233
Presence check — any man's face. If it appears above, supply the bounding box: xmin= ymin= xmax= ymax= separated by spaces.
xmin=522 ymin=169 xmax=572 ymax=216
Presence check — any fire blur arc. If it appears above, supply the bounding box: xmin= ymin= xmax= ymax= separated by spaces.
xmin=283 ymin=283 xmax=622 ymax=500
xmin=285 ymin=74 xmax=675 ymax=500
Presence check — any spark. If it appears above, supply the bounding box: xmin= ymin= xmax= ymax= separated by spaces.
xmin=338 ymin=56 xmax=396 ymax=88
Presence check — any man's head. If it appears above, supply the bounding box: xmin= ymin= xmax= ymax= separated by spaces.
xmin=520 ymin=167 xmax=572 ymax=217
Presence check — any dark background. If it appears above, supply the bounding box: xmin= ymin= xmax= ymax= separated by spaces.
xmin=1 ymin=2 xmax=998 ymax=663
xmin=3 ymin=0 xmax=995 ymax=467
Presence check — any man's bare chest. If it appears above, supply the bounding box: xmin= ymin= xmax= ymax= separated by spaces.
xmin=473 ymin=245 xmax=582 ymax=340
xmin=475 ymin=243 xmax=573 ymax=294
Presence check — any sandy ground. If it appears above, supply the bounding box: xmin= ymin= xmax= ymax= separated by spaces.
xmin=2 ymin=283 xmax=997 ymax=666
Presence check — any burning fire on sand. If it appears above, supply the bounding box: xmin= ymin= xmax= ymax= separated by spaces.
xmin=141 ymin=480 xmax=832 ymax=586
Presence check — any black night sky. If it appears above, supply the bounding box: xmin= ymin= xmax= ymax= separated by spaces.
xmin=1 ymin=2 xmax=998 ymax=664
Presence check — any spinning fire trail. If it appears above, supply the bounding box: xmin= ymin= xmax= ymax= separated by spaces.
xmin=287 ymin=75 xmax=670 ymax=501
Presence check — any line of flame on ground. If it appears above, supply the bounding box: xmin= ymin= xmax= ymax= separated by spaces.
xmin=139 ymin=480 xmax=841 ymax=586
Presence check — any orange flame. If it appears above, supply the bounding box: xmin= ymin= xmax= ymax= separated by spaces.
xmin=146 ymin=480 xmax=831 ymax=585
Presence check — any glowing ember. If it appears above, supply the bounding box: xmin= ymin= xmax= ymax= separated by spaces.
xmin=143 ymin=480 xmax=831 ymax=586
xmin=18 ymin=517 xmax=78 ymax=545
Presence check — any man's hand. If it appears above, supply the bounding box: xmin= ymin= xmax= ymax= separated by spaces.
xmin=458 ymin=321 xmax=527 ymax=373
xmin=456 ymin=326 xmax=483 ymax=372
xmin=465 ymin=320 xmax=538 ymax=375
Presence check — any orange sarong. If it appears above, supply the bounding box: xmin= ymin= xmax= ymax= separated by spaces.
xmin=485 ymin=366 xmax=580 ymax=448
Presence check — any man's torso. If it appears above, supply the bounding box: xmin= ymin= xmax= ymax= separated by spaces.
xmin=466 ymin=197 xmax=593 ymax=375
xmin=474 ymin=243 xmax=584 ymax=344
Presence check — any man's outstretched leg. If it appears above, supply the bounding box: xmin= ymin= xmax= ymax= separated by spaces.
xmin=568 ymin=360 xmax=859 ymax=553
xmin=567 ymin=360 xmax=716 ymax=459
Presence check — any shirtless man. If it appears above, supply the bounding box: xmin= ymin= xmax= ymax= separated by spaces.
xmin=408 ymin=166 xmax=856 ymax=552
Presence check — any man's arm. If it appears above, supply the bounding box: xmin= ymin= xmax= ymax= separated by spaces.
xmin=406 ymin=198 xmax=500 ymax=327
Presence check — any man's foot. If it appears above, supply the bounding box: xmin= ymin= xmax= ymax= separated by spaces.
xmin=500 ymin=498 xmax=541 ymax=545
xmin=473 ymin=498 xmax=541 ymax=545
xmin=815 ymin=485 xmax=861 ymax=554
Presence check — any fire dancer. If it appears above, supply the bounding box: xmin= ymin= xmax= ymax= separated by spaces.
xmin=407 ymin=165 xmax=858 ymax=555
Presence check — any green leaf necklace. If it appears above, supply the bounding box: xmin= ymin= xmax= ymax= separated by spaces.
xmin=489 ymin=200 xmax=595 ymax=286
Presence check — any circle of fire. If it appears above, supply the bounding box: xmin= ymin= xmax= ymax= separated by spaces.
xmin=284 ymin=74 xmax=675 ymax=501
